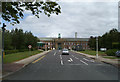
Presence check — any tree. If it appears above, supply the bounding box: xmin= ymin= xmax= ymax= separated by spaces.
xmin=88 ymin=28 xmax=120 ymax=50
xmin=4 ymin=30 xmax=13 ymax=50
xmin=1 ymin=1 xmax=61 ymax=26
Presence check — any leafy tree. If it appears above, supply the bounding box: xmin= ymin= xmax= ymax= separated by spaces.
xmin=1 ymin=1 xmax=61 ymax=25
xmin=88 ymin=28 xmax=120 ymax=50
xmin=4 ymin=28 xmax=39 ymax=50
xmin=4 ymin=30 xmax=13 ymax=50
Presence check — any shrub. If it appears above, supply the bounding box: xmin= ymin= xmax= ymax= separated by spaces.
xmin=5 ymin=50 xmax=19 ymax=55
xmin=105 ymin=49 xmax=118 ymax=56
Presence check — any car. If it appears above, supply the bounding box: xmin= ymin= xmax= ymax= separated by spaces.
xmin=116 ymin=50 xmax=120 ymax=57
xmin=62 ymin=49 xmax=69 ymax=55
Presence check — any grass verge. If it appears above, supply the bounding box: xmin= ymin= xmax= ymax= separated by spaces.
xmin=3 ymin=50 xmax=43 ymax=63
xmin=80 ymin=50 xmax=106 ymax=56
xmin=103 ymin=56 xmax=120 ymax=59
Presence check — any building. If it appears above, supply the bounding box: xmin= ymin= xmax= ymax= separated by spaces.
xmin=38 ymin=35 xmax=90 ymax=50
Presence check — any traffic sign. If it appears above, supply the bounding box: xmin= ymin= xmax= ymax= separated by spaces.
xmin=28 ymin=45 xmax=32 ymax=49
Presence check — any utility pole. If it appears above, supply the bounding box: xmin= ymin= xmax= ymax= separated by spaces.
xmin=96 ymin=36 xmax=98 ymax=58
xmin=2 ymin=23 xmax=6 ymax=65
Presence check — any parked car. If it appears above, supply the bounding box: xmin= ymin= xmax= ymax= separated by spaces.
xmin=115 ymin=50 xmax=120 ymax=57
xmin=62 ymin=49 xmax=69 ymax=55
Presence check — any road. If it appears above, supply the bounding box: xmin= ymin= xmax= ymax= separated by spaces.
xmin=4 ymin=50 xmax=119 ymax=80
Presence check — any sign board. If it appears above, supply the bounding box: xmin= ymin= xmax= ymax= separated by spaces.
xmin=100 ymin=48 xmax=107 ymax=51
xmin=28 ymin=45 xmax=32 ymax=49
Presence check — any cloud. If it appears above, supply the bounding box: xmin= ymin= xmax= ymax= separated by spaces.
xmin=7 ymin=1 xmax=118 ymax=38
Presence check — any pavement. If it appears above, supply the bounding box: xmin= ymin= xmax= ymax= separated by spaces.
xmin=1 ymin=50 xmax=51 ymax=79
xmin=3 ymin=50 xmax=119 ymax=80
xmin=73 ymin=51 xmax=120 ymax=68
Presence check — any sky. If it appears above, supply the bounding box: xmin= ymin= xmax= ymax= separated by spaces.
xmin=5 ymin=1 xmax=118 ymax=38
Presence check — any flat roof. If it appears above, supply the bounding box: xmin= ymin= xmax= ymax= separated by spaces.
xmin=39 ymin=38 xmax=89 ymax=41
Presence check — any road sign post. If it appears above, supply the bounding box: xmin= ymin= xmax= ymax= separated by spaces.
xmin=28 ymin=45 xmax=32 ymax=56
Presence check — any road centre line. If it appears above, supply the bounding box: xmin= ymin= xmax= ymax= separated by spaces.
xmin=54 ymin=52 xmax=56 ymax=56
xmin=61 ymin=60 xmax=64 ymax=65
xmin=80 ymin=60 xmax=88 ymax=65
xmin=60 ymin=55 xmax=62 ymax=60
xmin=32 ymin=55 xmax=45 ymax=64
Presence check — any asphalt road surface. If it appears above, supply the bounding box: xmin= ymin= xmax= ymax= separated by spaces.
xmin=4 ymin=50 xmax=119 ymax=80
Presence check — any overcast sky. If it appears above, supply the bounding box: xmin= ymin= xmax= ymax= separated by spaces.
xmin=6 ymin=1 xmax=118 ymax=38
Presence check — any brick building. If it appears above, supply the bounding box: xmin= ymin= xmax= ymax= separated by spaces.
xmin=38 ymin=37 xmax=90 ymax=50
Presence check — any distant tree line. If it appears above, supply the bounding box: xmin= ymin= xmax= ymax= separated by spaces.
xmin=4 ymin=28 xmax=39 ymax=50
xmin=88 ymin=29 xmax=120 ymax=50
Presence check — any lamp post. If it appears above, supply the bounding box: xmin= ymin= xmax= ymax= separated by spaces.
xmin=96 ymin=36 xmax=98 ymax=59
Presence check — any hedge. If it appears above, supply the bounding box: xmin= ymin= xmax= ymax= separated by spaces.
xmin=5 ymin=50 xmax=19 ymax=55
xmin=5 ymin=49 xmax=29 ymax=55
xmin=105 ymin=49 xmax=118 ymax=56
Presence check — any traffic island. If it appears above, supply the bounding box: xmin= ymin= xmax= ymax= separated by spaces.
xmin=73 ymin=51 xmax=120 ymax=68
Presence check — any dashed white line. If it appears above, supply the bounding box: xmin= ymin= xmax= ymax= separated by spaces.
xmin=60 ymin=55 xmax=62 ymax=60
xmin=54 ymin=52 xmax=56 ymax=56
xmin=80 ymin=60 xmax=88 ymax=65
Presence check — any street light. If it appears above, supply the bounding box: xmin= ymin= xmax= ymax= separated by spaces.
xmin=96 ymin=36 xmax=98 ymax=58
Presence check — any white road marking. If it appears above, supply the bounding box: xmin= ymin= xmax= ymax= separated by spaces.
xmin=61 ymin=60 xmax=63 ymax=65
xmin=90 ymin=60 xmax=95 ymax=62
xmin=68 ymin=60 xmax=72 ymax=62
xmin=72 ymin=55 xmax=79 ymax=60
xmin=83 ymin=58 xmax=89 ymax=61
xmin=80 ymin=60 xmax=88 ymax=65
xmin=72 ymin=55 xmax=74 ymax=57
xmin=60 ymin=55 xmax=62 ymax=60
xmin=83 ymin=58 xmax=95 ymax=63
xmin=54 ymin=52 xmax=56 ymax=56
xmin=70 ymin=58 xmax=73 ymax=62
xmin=75 ymin=57 xmax=79 ymax=60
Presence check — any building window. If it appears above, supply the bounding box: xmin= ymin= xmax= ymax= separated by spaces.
xmin=48 ymin=43 xmax=50 ymax=45
xmin=69 ymin=42 xmax=71 ymax=45
xmin=72 ymin=43 xmax=73 ymax=45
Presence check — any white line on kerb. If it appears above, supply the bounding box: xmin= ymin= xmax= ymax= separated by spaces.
xmin=80 ymin=60 xmax=88 ymax=65
xmin=54 ymin=52 xmax=56 ymax=56
xmin=61 ymin=60 xmax=63 ymax=65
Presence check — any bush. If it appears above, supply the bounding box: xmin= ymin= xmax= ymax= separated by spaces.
xmin=5 ymin=50 xmax=19 ymax=55
xmin=105 ymin=49 xmax=118 ymax=56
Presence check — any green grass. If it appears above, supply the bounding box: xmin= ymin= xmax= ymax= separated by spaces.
xmin=3 ymin=50 xmax=43 ymax=63
xmin=103 ymin=56 xmax=120 ymax=59
xmin=80 ymin=50 xmax=106 ymax=56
